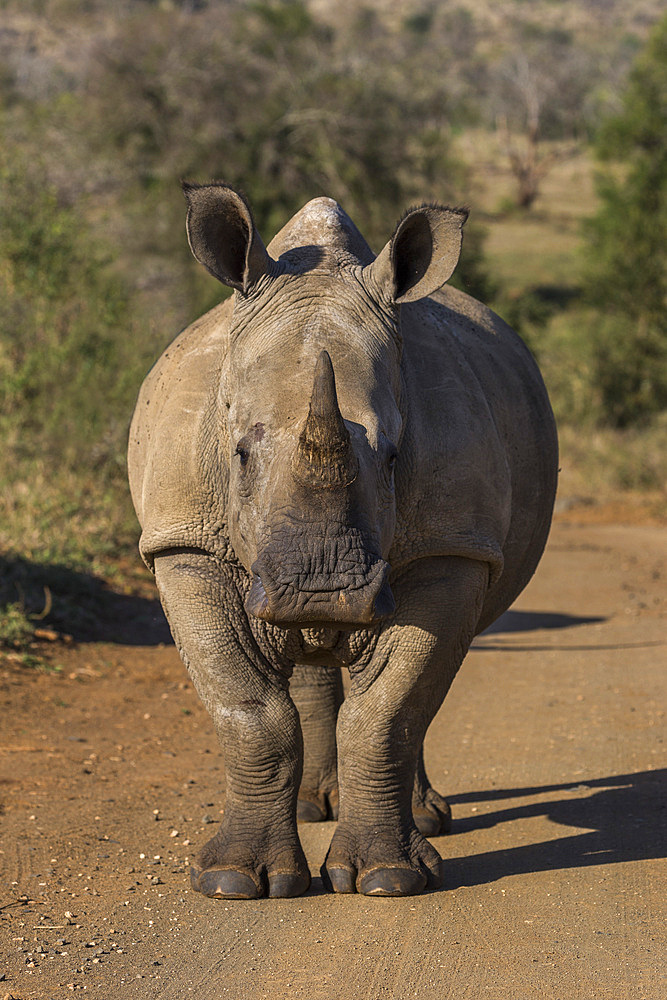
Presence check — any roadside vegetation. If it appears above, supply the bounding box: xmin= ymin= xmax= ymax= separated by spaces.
xmin=1 ymin=0 xmax=665 ymax=659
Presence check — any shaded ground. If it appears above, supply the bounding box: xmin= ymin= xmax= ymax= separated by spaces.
xmin=0 ymin=518 xmax=665 ymax=999
xmin=0 ymin=555 xmax=170 ymax=647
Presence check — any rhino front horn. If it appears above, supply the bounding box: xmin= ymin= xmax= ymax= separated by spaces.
xmin=292 ymin=350 xmax=359 ymax=489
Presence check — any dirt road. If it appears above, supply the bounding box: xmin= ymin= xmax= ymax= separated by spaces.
xmin=1 ymin=518 xmax=665 ymax=999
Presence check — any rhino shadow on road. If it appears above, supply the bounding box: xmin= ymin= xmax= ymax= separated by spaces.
xmin=482 ymin=609 xmax=606 ymax=633
xmin=0 ymin=553 xmax=171 ymax=646
xmin=442 ymin=769 xmax=666 ymax=888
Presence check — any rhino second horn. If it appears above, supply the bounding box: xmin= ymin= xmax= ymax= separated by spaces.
xmin=292 ymin=350 xmax=359 ymax=489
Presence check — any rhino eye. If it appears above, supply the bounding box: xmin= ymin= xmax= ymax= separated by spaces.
xmin=235 ymin=443 xmax=250 ymax=467
xmin=388 ymin=449 xmax=398 ymax=471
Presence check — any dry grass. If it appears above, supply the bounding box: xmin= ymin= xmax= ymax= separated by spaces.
xmin=556 ymin=421 xmax=667 ymax=518
xmin=0 ymin=461 xmax=139 ymax=575
xmin=458 ymin=131 xmax=595 ymax=290
xmin=313 ymin=0 xmax=665 ymax=44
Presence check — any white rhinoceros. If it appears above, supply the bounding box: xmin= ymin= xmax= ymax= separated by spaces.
xmin=128 ymin=183 xmax=558 ymax=898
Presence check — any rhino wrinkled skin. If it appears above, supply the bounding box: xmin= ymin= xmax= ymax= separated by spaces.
xmin=128 ymin=184 xmax=558 ymax=898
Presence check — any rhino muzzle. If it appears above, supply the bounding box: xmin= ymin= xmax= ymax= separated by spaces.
xmin=245 ymin=548 xmax=395 ymax=628
xmin=292 ymin=350 xmax=359 ymax=489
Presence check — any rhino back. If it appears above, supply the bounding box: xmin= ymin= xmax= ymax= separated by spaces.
xmin=128 ymin=298 xmax=234 ymax=569
xmin=394 ymin=284 xmax=557 ymax=632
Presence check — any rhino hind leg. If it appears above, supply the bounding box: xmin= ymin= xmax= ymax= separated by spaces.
xmin=324 ymin=556 xmax=488 ymax=897
xmin=412 ymin=744 xmax=452 ymax=836
xmin=290 ymin=663 xmax=449 ymax=833
xmin=291 ymin=663 xmax=342 ymax=822
xmin=154 ymin=551 xmax=310 ymax=900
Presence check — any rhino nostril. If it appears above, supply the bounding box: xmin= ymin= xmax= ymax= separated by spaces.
xmin=245 ymin=574 xmax=270 ymax=619
xmin=372 ymin=579 xmax=396 ymax=621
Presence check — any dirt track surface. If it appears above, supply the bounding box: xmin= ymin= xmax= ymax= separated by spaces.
xmin=1 ymin=519 xmax=665 ymax=999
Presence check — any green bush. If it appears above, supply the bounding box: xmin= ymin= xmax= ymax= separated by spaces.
xmin=582 ymin=14 xmax=667 ymax=427
xmin=0 ymin=150 xmax=157 ymax=601
xmin=0 ymin=602 xmax=34 ymax=650
xmin=0 ymin=158 xmax=150 ymax=472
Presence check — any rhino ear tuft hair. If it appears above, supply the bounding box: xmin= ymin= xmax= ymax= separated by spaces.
xmin=364 ymin=204 xmax=468 ymax=305
xmin=181 ymin=181 xmax=275 ymax=294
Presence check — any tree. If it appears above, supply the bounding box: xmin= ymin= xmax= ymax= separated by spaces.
xmin=583 ymin=14 xmax=667 ymax=427
xmin=490 ymin=26 xmax=594 ymax=209
xmin=74 ymin=0 xmax=489 ymax=314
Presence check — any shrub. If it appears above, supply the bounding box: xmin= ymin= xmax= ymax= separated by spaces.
xmin=582 ymin=15 xmax=667 ymax=427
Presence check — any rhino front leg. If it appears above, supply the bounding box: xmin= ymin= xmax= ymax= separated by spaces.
xmin=325 ymin=556 xmax=488 ymax=896
xmin=291 ymin=663 xmax=342 ymax=822
xmin=153 ymin=551 xmax=310 ymax=900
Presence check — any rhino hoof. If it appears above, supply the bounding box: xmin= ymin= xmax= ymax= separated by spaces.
xmin=413 ymin=791 xmax=452 ymax=836
xmin=359 ymin=867 xmax=427 ymax=896
xmin=297 ymin=798 xmax=328 ymax=823
xmin=297 ymin=787 xmax=338 ymax=823
xmin=413 ymin=804 xmax=452 ymax=837
xmin=268 ymin=870 xmax=311 ymax=898
xmin=325 ymin=865 xmax=356 ymax=894
xmin=190 ymin=866 xmax=261 ymax=899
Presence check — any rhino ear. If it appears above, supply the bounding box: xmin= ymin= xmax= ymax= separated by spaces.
xmin=182 ymin=182 xmax=276 ymax=294
xmin=365 ymin=204 xmax=468 ymax=305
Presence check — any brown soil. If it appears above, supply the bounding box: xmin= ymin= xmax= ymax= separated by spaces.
xmin=1 ymin=514 xmax=665 ymax=999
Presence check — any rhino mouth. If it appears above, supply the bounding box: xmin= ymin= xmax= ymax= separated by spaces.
xmin=245 ymin=535 xmax=395 ymax=628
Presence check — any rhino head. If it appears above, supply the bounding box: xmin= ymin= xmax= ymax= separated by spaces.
xmin=183 ymin=183 xmax=467 ymax=629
